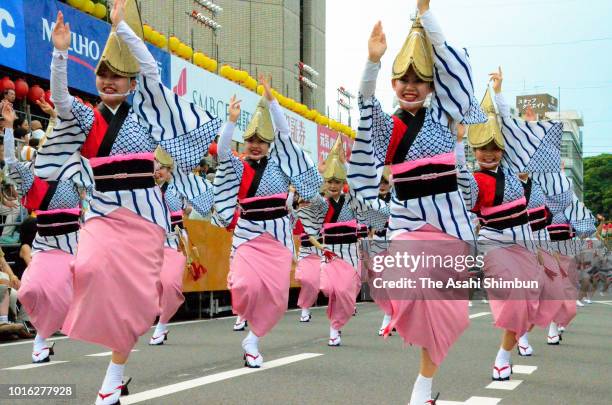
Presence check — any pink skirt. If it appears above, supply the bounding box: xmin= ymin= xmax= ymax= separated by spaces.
xmin=62 ymin=208 xmax=165 ymax=356
xmin=320 ymin=257 xmax=361 ymax=330
xmin=18 ymin=250 xmax=74 ymax=338
xmin=386 ymin=225 xmax=470 ymax=366
xmin=532 ymin=250 xmax=565 ymax=327
xmin=295 ymin=254 xmax=322 ymax=309
xmin=486 ymin=245 xmax=543 ymax=336
xmin=366 ymin=250 xmax=393 ymax=316
xmin=553 ymin=254 xmax=578 ymax=326
xmin=159 ymin=247 xmax=187 ymax=324
xmin=229 ymin=233 xmax=292 ymax=337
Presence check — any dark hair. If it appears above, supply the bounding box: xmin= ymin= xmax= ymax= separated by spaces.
xmin=3 ymin=89 xmax=15 ymax=96
xmin=14 ymin=127 xmax=28 ymax=139
xmin=14 ymin=117 xmax=26 ymax=129
xmin=29 ymin=138 xmax=40 ymax=148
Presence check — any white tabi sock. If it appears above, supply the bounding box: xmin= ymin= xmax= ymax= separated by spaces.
xmin=301 ymin=308 xmax=311 ymax=318
xmin=380 ymin=314 xmax=392 ymax=330
xmin=409 ymin=374 xmax=433 ymax=405
xmin=329 ymin=326 xmax=339 ymax=339
xmin=549 ymin=322 xmax=559 ymax=337
xmin=100 ymin=361 xmax=125 ymax=394
xmin=242 ymin=331 xmax=259 ymax=354
xmin=153 ymin=322 xmax=168 ymax=337
xmin=495 ymin=347 xmax=511 ymax=367
xmin=33 ymin=334 xmax=47 ymax=353
xmin=518 ymin=333 xmax=529 ymax=347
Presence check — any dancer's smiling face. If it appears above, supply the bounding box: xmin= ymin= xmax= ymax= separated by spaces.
xmin=245 ymin=136 xmax=270 ymax=161
xmin=474 ymin=142 xmax=503 ymax=170
xmin=96 ymin=64 xmax=136 ymax=109
xmin=379 ymin=178 xmax=390 ymax=195
xmin=392 ymin=67 xmax=433 ymax=114
xmin=326 ymin=179 xmax=344 ymax=200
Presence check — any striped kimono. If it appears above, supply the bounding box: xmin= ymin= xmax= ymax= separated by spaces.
xmin=212 ymin=99 xmax=322 ymax=338
xmin=347 ymin=10 xmax=486 ymax=366
xmin=35 ymin=21 xmax=221 ymax=356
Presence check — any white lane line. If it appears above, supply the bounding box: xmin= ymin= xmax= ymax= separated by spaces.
xmin=0 ymin=335 xmax=69 ymax=348
xmin=486 ymin=380 xmax=523 ymax=390
xmin=2 ymin=360 xmax=70 ymax=370
xmin=469 ymin=312 xmax=491 ymax=319
xmin=437 ymin=401 xmax=463 ymax=405
xmin=86 ymin=349 xmax=139 ymax=357
xmin=512 ymin=365 xmax=537 ymax=375
xmin=121 ymin=353 xmax=323 ymax=404
xmin=464 ymin=397 xmax=502 ymax=404
xmin=595 ymin=301 xmax=612 ymax=306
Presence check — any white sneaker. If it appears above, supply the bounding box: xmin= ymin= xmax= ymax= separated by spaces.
xmin=481 ymin=299 xmax=489 ymax=304
xmin=584 ymin=298 xmax=593 ymax=304
xmin=233 ymin=319 xmax=247 ymax=331
xmin=468 ymin=301 xmax=473 ymax=307
xmin=243 ymin=351 xmax=263 ymax=368
xmin=149 ymin=330 xmax=168 ymax=345
xmin=576 ymin=300 xmax=585 ymax=307
xmin=32 ymin=342 xmax=54 ymax=364
xmin=299 ymin=314 xmax=312 ymax=322
xmin=328 ymin=336 xmax=342 ymax=346
xmin=492 ymin=363 xmax=512 ymax=381
xmin=517 ymin=344 xmax=533 ymax=356
xmin=547 ymin=334 xmax=560 ymax=345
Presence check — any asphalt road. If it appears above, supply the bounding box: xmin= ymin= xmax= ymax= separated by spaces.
xmin=0 ymin=300 xmax=610 ymax=405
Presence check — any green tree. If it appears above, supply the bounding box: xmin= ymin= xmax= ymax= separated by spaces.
xmin=583 ymin=154 xmax=612 ymax=219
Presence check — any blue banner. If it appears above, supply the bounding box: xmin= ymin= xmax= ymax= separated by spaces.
xmin=0 ymin=0 xmax=27 ymax=72
xmin=15 ymin=0 xmax=170 ymax=95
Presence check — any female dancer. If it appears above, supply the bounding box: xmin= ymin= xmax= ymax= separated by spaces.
xmin=213 ymin=76 xmax=321 ymax=367
xmin=149 ymin=147 xmax=215 ymax=345
xmin=2 ymin=103 xmax=85 ymax=364
xmin=36 ymin=1 xmax=220 ymax=403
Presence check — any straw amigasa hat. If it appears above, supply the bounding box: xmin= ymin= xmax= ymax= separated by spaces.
xmin=95 ymin=0 xmax=144 ymax=77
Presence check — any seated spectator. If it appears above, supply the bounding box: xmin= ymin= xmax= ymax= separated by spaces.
xmin=0 ymin=246 xmax=27 ymax=338
xmin=30 ymin=120 xmax=45 ymax=140
xmin=13 ymin=127 xmax=28 ymax=140
xmin=0 ymin=183 xmax=21 ymax=242
xmin=2 ymin=89 xmax=16 ymax=104
xmin=19 ymin=138 xmax=38 ymax=162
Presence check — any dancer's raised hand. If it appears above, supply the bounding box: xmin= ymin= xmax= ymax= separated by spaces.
xmin=368 ymin=21 xmax=387 ymax=63
xmin=228 ymin=95 xmax=242 ymax=123
xmin=417 ymin=0 xmax=430 ymax=15
xmin=52 ymin=12 xmax=71 ymax=51
xmin=111 ymin=0 xmax=126 ymax=26
xmin=258 ymin=73 xmax=275 ymax=102
xmin=489 ymin=66 xmax=503 ymax=94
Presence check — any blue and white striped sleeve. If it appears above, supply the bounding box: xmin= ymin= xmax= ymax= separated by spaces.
xmin=172 ymin=168 xmax=214 ymax=217
xmin=532 ymin=171 xmax=572 ymax=198
xmin=34 ymin=105 xmax=93 ymax=186
xmin=496 ymin=93 xmax=562 ymax=173
xmin=565 ymin=194 xmax=597 ymax=237
xmin=349 ymin=193 xmax=390 ymax=231
xmin=297 ymin=193 xmax=328 ymax=236
xmin=268 ymin=100 xmax=322 ymax=200
xmin=348 ymin=95 xmax=389 ymax=207
xmin=7 ymin=162 xmax=34 ymax=198
xmin=420 ymin=10 xmax=486 ymax=126
xmin=212 ymin=122 xmax=243 ymax=226
xmin=132 ymin=78 xmax=221 ymax=173
xmin=455 ymin=141 xmax=478 ymax=210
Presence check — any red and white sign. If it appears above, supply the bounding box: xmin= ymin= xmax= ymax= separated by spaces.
xmin=317 ymin=125 xmax=353 ymax=163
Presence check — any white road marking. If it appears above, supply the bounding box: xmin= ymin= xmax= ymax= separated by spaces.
xmin=464 ymin=397 xmax=502 ymax=404
xmin=0 ymin=335 xmax=69 ymax=348
xmin=121 ymin=353 xmax=323 ymax=404
xmin=512 ymin=365 xmax=537 ymax=375
xmin=469 ymin=312 xmax=491 ymax=319
xmin=486 ymin=380 xmax=523 ymax=390
xmin=86 ymin=349 xmax=139 ymax=357
xmin=437 ymin=401 xmax=464 ymax=405
xmin=595 ymin=301 xmax=612 ymax=306
xmin=2 ymin=360 xmax=70 ymax=370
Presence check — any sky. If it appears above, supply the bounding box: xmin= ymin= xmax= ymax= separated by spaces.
xmin=325 ymin=0 xmax=612 ymax=157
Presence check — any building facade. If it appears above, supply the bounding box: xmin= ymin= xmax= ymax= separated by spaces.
xmin=140 ymin=0 xmax=326 ymax=113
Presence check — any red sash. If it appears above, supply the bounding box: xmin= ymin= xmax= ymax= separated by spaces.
xmin=227 ymin=161 xmax=256 ymax=231
xmin=384 ymin=115 xmax=408 ymax=165
xmin=81 ymin=107 xmax=109 ymax=159
xmin=21 ymin=177 xmax=51 ymax=211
